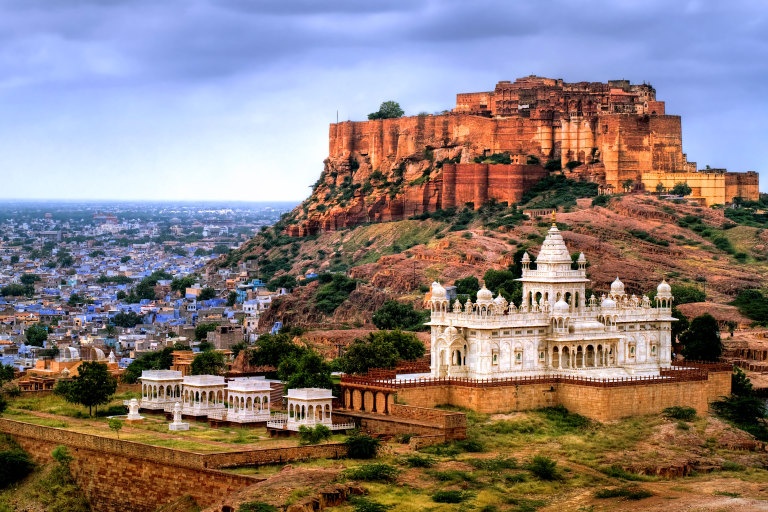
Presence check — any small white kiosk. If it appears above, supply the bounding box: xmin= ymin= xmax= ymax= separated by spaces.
xmin=137 ymin=370 xmax=183 ymax=411
xmin=207 ymin=378 xmax=272 ymax=424
xmin=181 ymin=375 xmax=227 ymax=417
xmin=267 ymin=388 xmax=354 ymax=434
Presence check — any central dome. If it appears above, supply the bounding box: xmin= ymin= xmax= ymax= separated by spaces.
xmin=476 ymin=285 xmax=494 ymax=304
xmin=535 ymin=225 xmax=573 ymax=266
xmin=610 ymin=277 xmax=625 ymax=294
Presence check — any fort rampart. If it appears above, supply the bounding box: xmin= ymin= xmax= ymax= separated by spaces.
xmin=0 ymin=419 xmax=349 ymax=512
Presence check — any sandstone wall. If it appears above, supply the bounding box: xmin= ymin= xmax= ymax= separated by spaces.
xmin=0 ymin=419 xmax=354 ymax=512
xmin=393 ymin=374 xmax=724 ymax=421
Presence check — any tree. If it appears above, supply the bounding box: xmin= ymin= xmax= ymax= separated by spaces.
xmin=268 ymin=274 xmax=297 ymax=292
xmin=315 ymin=274 xmax=357 ymax=314
xmin=230 ymin=341 xmax=248 ymax=359
xmin=544 ymin=159 xmax=562 ymax=172
xmin=67 ymin=293 xmax=82 ymax=307
xmin=248 ymin=333 xmax=306 ymax=367
xmin=198 ymin=287 xmax=216 ymax=301
xmin=655 ymin=182 xmax=666 ymax=193
xmin=190 ymin=351 xmax=226 ymax=376
xmin=226 ymin=291 xmax=238 ymax=307
xmin=454 ymin=276 xmax=480 ymax=302
xmin=338 ymin=330 xmax=425 ymax=375
xmin=116 ymin=290 xmax=127 ymax=300
xmin=123 ymin=347 xmax=175 ymax=384
xmin=120 ymin=256 xmax=131 ymax=263
xmin=671 ymin=284 xmax=706 ymax=304
xmin=104 ymin=324 xmax=118 ymax=339
xmin=9 ymin=255 xmax=19 ymax=265
xmin=278 ymin=350 xmax=332 ymax=389
xmin=372 ymin=301 xmax=427 ymax=331
xmin=198 ymin=341 xmax=214 ymax=352
xmin=671 ymin=182 xmax=692 ymax=196
xmin=19 ymin=273 xmax=40 ymax=286
xmin=67 ymin=362 xmax=118 ymax=417
xmin=368 ymin=101 xmax=404 ymax=120
xmin=344 ymin=431 xmax=380 ymax=459
xmin=671 ymin=306 xmax=689 ymax=343
xmin=25 ymin=324 xmax=48 ymax=347
xmin=298 ymin=424 xmax=332 ymax=445
xmin=680 ymin=313 xmax=723 ymax=361
xmin=0 ymin=447 xmax=34 ymax=489
xmin=621 ymin=179 xmax=634 ymax=193
xmin=112 ymin=311 xmax=143 ymax=328
xmin=108 ymin=418 xmax=123 ymax=439
xmin=171 ymin=276 xmax=197 ymax=295
xmin=194 ymin=323 xmax=218 ymax=341
xmin=0 ymin=284 xmax=33 ymax=297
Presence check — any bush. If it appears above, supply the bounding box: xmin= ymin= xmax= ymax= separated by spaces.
xmin=0 ymin=447 xmax=34 ymax=488
xmin=344 ymin=463 xmax=399 ymax=482
xmin=298 ymin=424 xmax=332 ymax=445
xmin=315 ymin=274 xmax=357 ymax=314
xmin=663 ymin=406 xmax=697 ymax=421
xmin=598 ymin=465 xmax=649 ymax=481
xmin=469 ymin=456 xmax=518 ymax=471
xmin=432 ymin=490 xmax=469 ymax=503
xmin=525 ymin=455 xmax=560 ymax=480
xmin=350 ymin=497 xmax=392 ymax=512
xmin=344 ymin=432 xmax=381 ymax=459
xmin=591 ymin=194 xmax=612 ymax=207
xmin=238 ymin=502 xmax=278 ymax=512
xmin=595 ymin=486 xmax=653 ymax=500
xmin=372 ymin=300 xmax=428 ymax=331
xmin=402 ymin=454 xmax=435 ymax=468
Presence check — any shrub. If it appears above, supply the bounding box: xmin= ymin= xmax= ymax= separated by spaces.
xmin=0 ymin=447 xmax=34 ymax=488
xmin=344 ymin=432 xmax=381 ymax=459
xmin=598 ymin=465 xmax=648 ymax=481
xmin=469 ymin=456 xmax=518 ymax=471
xmin=402 ymin=454 xmax=435 ymax=468
xmin=432 ymin=490 xmax=469 ymax=503
xmin=350 ymin=497 xmax=392 ymax=512
xmin=721 ymin=461 xmax=745 ymax=471
xmin=591 ymin=194 xmax=611 ymax=207
xmin=525 ymin=455 xmax=560 ymax=480
xmin=298 ymin=424 xmax=332 ymax=445
xmin=238 ymin=502 xmax=278 ymax=512
xmin=663 ymin=406 xmax=697 ymax=421
xmin=595 ymin=486 xmax=653 ymax=500
xmin=372 ymin=300 xmax=428 ymax=331
xmin=345 ymin=463 xmax=399 ymax=482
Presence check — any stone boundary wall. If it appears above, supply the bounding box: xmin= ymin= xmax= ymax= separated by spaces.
xmin=393 ymin=371 xmax=730 ymax=421
xmin=0 ymin=419 xmax=258 ymax=512
xmin=0 ymin=419 xmax=355 ymax=511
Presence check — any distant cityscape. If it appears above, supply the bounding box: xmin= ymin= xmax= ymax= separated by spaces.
xmin=0 ymin=200 xmax=296 ymax=381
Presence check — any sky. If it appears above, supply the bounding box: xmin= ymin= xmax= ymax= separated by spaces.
xmin=0 ymin=0 xmax=766 ymax=201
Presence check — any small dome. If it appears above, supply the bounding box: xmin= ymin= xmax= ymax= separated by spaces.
xmin=601 ymin=296 xmax=616 ymax=309
xmin=521 ymin=252 xmax=531 ymax=263
xmin=577 ymin=252 xmax=586 ymax=263
xmin=431 ymin=281 xmax=447 ymax=300
xmin=553 ymin=298 xmax=570 ymax=314
xmin=476 ymin=285 xmax=494 ymax=304
xmin=610 ymin=277 xmax=625 ymax=294
xmin=494 ymin=295 xmax=506 ymax=304
xmin=60 ymin=368 xmax=70 ymax=377
xmin=657 ymin=279 xmax=672 ymax=296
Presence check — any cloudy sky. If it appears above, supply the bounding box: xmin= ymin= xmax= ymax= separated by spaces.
xmin=0 ymin=0 xmax=765 ymax=201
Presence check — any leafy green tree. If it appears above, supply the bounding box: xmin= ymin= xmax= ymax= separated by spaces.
xmin=712 ymin=368 xmax=767 ymax=440
xmin=66 ymin=362 xmax=118 ymax=417
xmin=198 ymin=341 xmax=214 ymax=352
xmin=67 ymin=293 xmax=82 ymax=307
xmin=544 ymin=159 xmax=562 ymax=172
xmin=171 ymin=276 xmax=197 ymax=294
xmin=248 ymin=333 xmax=306 ymax=367
xmin=19 ymin=274 xmax=40 ymax=286
xmin=671 ymin=306 xmax=689 ymax=342
xmin=194 ymin=323 xmax=218 ymax=341
xmin=134 ymin=270 xmax=173 ymax=300
xmin=198 ymin=287 xmax=217 ymax=301
xmin=372 ymin=301 xmax=427 ymax=331
xmin=670 ymin=284 xmax=706 ymax=304
xmin=268 ymin=274 xmax=297 ymax=292
xmin=25 ymin=324 xmax=48 ymax=347
xmin=108 ymin=418 xmax=123 ymax=439
xmin=190 ymin=350 xmax=226 ymax=376
xmin=565 ymin=160 xmax=583 ymax=171
xmin=368 ymin=101 xmax=404 ymax=120
xmin=9 ymin=255 xmax=19 ymax=265
xmin=621 ymin=179 xmax=634 ymax=192
xmin=338 ymin=330 xmax=425 ymax=374
xmin=278 ymin=350 xmax=332 ymax=389
xmin=454 ymin=276 xmax=480 ymax=302
xmin=0 ymin=284 xmax=33 ymax=297
xmin=344 ymin=432 xmax=381 ymax=459
xmin=112 ymin=311 xmax=143 ymax=328
xmin=104 ymin=324 xmax=118 ymax=338
xmin=680 ymin=314 xmax=723 ymax=361
xmin=655 ymin=182 xmax=665 ymax=193
xmin=116 ymin=290 xmax=127 ymax=300
xmin=122 ymin=347 xmax=175 ymax=384
xmin=120 ymin=256 xmax=131 ymax=263
xmin=230 ymin=341 xmax=248 ymax=359
xmin=671 ymin=182 xmax=692 ymax=196
xmin=226 ymin=291 xmax=238 ymax=307
xmin=0 ymin=446 xmax=34 ymax=489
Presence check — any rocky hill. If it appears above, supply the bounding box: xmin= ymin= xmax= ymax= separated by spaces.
xmin=215 ymin=188 xmax=768 ymax=331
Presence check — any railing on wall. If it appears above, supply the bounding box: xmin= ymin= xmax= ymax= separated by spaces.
xmin=671 ymin=360 xmax=733 ymax=372
xmin=341 ymin=368 xmax=710 ymax=390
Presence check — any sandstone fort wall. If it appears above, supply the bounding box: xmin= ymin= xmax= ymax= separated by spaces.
xmin=0 ymin=419 xmax=350 ymax=512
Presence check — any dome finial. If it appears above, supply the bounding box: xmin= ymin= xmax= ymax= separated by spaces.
xmin=551 ymin=209 xmax=557 ymax=226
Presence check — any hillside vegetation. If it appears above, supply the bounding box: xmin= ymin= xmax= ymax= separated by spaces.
xmin=213 ymin=185 xmax=768 ymax=330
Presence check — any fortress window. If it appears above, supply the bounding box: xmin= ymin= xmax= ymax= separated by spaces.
xmin=503 ymin=330 xmax=510 ymax=335
xmin=539 ymin=351 xmax=545 ymax=360
xmin=492 ymin=352 xmax=499 ymax=365
xmin=527 ymin=330 xmax=533 ymax=334
xmin=515 ymin=331 xmax=522 ymax=335
xmin=538 ymin=329 xmax=545 ymax=334
xmin=492 ymin=331 xmax=499 ymax=337
xmin=470 ymin=331 xmax=477 ymax=336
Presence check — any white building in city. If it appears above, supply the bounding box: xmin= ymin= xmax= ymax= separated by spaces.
xmin=428 ymin=224 xmax=675 ymax=379
xmin=138 ymin=370 xmax=183 ymax=411
xmin=181 ymin=375 xmax=227 ymax=417
xmin=207 ymin=378 xmax=272 ymax=424
xmin=267 ymin=388 xmax=354 ymax=432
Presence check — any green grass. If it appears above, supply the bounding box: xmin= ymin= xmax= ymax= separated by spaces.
xmin=594 ymin=486 xmax=653 ymax=500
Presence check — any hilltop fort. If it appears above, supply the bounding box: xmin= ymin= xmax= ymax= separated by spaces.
xmin=287 ymin=76 xmax=758 ymax=236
